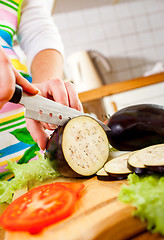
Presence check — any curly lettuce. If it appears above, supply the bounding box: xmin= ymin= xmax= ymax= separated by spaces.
xmin=119 ymin=173 xmax=164 ymax=236
xmin=0 ymin=152 xmax=60 ymax=204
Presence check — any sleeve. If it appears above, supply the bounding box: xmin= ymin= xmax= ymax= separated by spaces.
xmin=17 ymin=0 xmax=64 ymax=73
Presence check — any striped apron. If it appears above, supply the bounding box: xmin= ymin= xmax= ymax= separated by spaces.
xmin=0 ymin=0 xmax=39 ymax=178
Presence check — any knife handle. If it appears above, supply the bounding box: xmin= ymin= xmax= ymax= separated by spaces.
xmin=9 ymin=84 xmax=23 ymax=103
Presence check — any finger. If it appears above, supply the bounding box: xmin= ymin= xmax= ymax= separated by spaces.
xmin=0 ymin=50 xmax=15 ymax=105
xmin=64 ymin=81 xmax=83 ymax=112
xmin=13 ymin=67 xmax=39 ymax=95
xmin=42 ymin=79 xmax=69 ymax=106
xmin=26 ymin=118 xmax=48 ymax=150
xmin=41 ymin=122 xmax=58 ymax=130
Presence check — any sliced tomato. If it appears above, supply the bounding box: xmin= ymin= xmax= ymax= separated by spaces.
xmin=56 ymin=182 xmax=85 ymax=199
xmin=0 ymin=182 xmax=84 ymax=234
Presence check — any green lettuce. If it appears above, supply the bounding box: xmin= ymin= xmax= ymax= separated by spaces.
xmin=0 ymin=152 xmax=60 ymax=204
xmin=119 ymin=173 xmax=164 ymax=235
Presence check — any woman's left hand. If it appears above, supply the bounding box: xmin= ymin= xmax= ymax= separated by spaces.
xmin=25 ymin=78 xmax=83 ymax=150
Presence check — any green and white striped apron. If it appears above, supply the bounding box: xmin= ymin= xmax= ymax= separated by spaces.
xmin=0 ymin=0 xmax=39 ymax=179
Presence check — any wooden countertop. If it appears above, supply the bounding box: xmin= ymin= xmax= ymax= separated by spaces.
xmin=78 ymin=72 xmax=164 ymax=103
xmin=1 ymin=177 xmax=163 ymax=240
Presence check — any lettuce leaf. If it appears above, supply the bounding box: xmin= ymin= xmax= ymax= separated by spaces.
xmin=119 ymin=173 xmax=164 ymax=235
xmin=0 ymin=152 xmax=60 ymax=204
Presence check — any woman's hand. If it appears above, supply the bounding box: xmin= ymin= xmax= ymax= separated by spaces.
xmin=0 ymin=46 xmax=38 ymax=109
xmin=26 ymin=78 xmax=83 ymax=150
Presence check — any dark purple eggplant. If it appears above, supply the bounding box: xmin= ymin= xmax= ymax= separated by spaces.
xmin=106 ymin=104 xmax=164 ymax=151
xmin=144 ymin=165 xmax=164 ymax=173
xmin=45 ymin=116 xmax=110 ymax=177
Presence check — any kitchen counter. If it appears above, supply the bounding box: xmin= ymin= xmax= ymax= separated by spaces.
xmin=0 ymin=176 xmax=164 ymax=240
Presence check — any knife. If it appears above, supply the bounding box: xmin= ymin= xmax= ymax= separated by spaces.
xmin=9 ymin=84 xmax=110 ymax=132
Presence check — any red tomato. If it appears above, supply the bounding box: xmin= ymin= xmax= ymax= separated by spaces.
xmin=0 ymin=182 xmax=84 ymax=234
xmin=56 ymin=182 xmax=85 ymax=199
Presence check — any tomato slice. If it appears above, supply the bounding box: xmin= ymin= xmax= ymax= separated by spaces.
xmin=0 ymin=182 xmax=83 ymax=234
xmin=55 ymin=182 xmax=85 ymax=199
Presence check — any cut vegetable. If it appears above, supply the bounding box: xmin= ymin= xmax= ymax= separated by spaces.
xmin=106 ymin=104 xmax=164 ymax=151
xmin=108 ymin=149 xmax=129 ymax=160
xmin=0 ymin=182 xmax=84 ymax=234
xmin=46 ymin=116 xmax=110 ymax=177
xmin=55 ymin=182 xmax=85 ymax=199
xmin=104 ymin=152 xmax=132 ymax=179
xmin=127 ymin=152 xmax=147 ymax=174
xmin=145 ymin=164 xmax=164 ymax=173
xmin=127 ymin=144 xmax=164 ymax=174
xmin=96 ymin=168 xmax=116 ymax=181
xmin=134 ymin=144 xmax=164 ymax=173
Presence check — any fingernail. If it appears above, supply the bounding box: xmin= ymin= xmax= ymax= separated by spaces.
xmin=48 ymin=124 xmax=58 ymax=130
xmin=34 ymin=86 xmax=41 ymax=94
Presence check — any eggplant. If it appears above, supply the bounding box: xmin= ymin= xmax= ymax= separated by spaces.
xmin=97 ymin=151 xmax=132 ymax=181
xmin=140 ymin=144 xmax=164 ymax=173
xmin=45 ymin=116 xmax=110 ymax=177
xmin=127 ymin=144 xmax=164 ymax=174
xmin=145 ymin=164 xmax=164 ymax=173
xmin=127 ymin=152 xmax=147 ymax=174
xmin=104 ymin=152 xmax=132 ymax=179
xmin=106 ymin=104 xmax=164 ymax=151
xmin=96 ymin=168 xmax=116 ymax=181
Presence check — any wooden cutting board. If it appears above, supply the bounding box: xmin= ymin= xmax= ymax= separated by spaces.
xmin=0 ymin=176 xmax=151 ymax=240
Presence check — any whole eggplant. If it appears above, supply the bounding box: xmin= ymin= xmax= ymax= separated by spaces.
xmin=106 ymin=104 xmax=164 ymax=151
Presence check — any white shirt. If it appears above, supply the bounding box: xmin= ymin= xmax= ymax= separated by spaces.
xmin=17 ymin=0 xmax=64 ymax=72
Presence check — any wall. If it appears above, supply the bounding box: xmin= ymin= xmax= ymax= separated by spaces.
xmin=53 ymin=0 xmax=164 ymax=86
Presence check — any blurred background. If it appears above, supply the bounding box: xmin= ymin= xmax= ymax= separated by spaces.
xmin=51 ymin=0 xmax=164 ymax=87
xmin=15 ymin=0 xmax=164 ymax=118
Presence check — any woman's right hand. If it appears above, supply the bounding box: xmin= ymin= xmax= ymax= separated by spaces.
xmin=0 ymin=46 xmax=38 ymax=109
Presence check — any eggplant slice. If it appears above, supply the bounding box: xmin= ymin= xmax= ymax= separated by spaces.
xmin=96 ymin=168 xmax=116 ymax=181
xmin=104 ymin=152 xmax=132 ymax=179
xmin=127 ymin=152 xmax=147 ymax=174
xmin=108 ymin=149 xmax=129 ymax=160
xmin=46 ymin=116 xmax=110 ymax=177
xmin=62 ymin=116 xmax=109 ymax=176
xmin=127 ymin=144 xmax=164 ymax=174
xmin=139 ymin=144 xmax=164 ymax=173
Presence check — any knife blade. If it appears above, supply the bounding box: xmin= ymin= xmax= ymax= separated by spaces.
xmin=9 ymin=84 xmax=110 ymax=132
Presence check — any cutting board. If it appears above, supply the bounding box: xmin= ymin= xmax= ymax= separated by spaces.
xmin=0 ymin=176 xmax=151 ymax=240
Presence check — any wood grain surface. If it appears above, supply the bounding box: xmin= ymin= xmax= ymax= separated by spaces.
xmin=78 ymin=72 xmax=164 ymax=103
xmin=1 ymin=177 xmax=148 ymax=240
xmin=1 ymin=176 xmax=163 ymax=240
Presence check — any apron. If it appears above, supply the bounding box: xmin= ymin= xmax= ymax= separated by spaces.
xmin=0 ymin=0 xmax=39 ymax=178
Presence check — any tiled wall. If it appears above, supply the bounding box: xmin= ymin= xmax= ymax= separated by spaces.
xmin=53 ymin=0 xmax=164 ymax=86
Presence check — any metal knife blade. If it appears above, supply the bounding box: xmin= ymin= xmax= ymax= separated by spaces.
xmin=20 ymin=92 xmax=85 ymax=126
xmin=10 ymin=84 xmax=110 ymax=132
